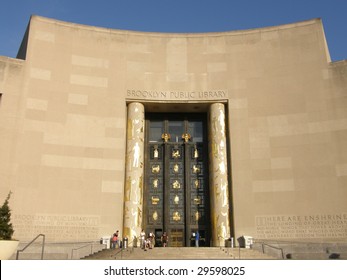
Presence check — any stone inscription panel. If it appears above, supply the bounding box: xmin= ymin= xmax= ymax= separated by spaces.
xmin=127 ymin=89 xmax=228 ymax=101
xmin=256 ymin=214 xmax=347 ymax=239
xmin=13 ymin=214 xmax=100 ymax=241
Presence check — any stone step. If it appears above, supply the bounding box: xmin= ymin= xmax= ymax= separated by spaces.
xmin=15 ymin=252 xmax=69 ymax=260
xmin=285 ymin=252 xmax=347 ymax=260
xmin=84 ymin=247 xmax=276 ymax=260
xmin=252 ymin=241 xmax=347 ymax=260
xmin=11 ymin=242 xmax=106 ymax=260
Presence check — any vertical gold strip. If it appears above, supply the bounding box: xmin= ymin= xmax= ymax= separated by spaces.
xmin=123 ymin=102 xmax=145 ymax=245
xmin=209 ymin=103 xmax=230 ymax=247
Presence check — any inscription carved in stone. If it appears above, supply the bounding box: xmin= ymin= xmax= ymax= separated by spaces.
xmin=13 ymin=214 xmax=100 ymax=241
xmin=256 ymin=214 xmax=347 ymax=239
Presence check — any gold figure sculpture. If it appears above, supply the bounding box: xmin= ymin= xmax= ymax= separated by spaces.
xmin=173 ymin=164 xmax=179 ymax=173
xmin=195 ymin=211 xmax=200 ymax=221
xmin=194 ymin=146 xmax=199 ymax=158
xmin=153 ymin=148 xmax=159 ymax=158
xmin=172 ymin=149 xmax=180 ymax=158
xmin=194 ymin=179 xmax=199 ymax=189
xmin=151 ymin=196 xmax=160 ymax=205
xmin=172 ymin=180 xmax=181 ymax=189
xmin=192 ymin=165 xmax=200 ymax=173
xmin=153 ymin=179 xmax=158 ymax=188
xmin=174 ymin=195 xmax=180 ymax=204
xmin=173 ymin=211 xmax=181 ymax=221
xmin=194 ymin=197 xmax=201 ymax=205
xmin=132 ymin=142 xmax=141 ymax=168
xmin=217 ymin=222 xmax=227 ymax=240
xmin=182 ymin=133 xmax=191 ymax=143
xmin=152 ymin=165 xmax=160 ymax=173
xmin=153 ymin=211 xmax=158 ymax=221
xmin=162 ymin=133 xmax=171 ymax=143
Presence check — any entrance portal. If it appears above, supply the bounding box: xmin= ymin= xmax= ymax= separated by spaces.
xmin=144 ymin=113 xmax=210 ymax=247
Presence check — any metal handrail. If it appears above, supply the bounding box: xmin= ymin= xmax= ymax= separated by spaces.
xmin=255 ymin=239 xmax=347 ymax=259
xmin=119 ymin=239 xmax=135 ymax=259
xmin=16 ymin=234 xmax=45 ymax=260
xmin=261 ymin=243 xmax=285 ymax=259
xmin=71 ymin=243 xmax=100 ymax=259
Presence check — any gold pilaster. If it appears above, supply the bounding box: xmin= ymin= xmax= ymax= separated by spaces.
xmin=209 ymin=103 xmax=230 ymax=247
xmin=123 ymin=102 xmax=145 ymax=244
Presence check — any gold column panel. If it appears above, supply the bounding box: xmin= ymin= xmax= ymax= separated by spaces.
xmin=209 ymin=103 xmax=231 ymax=247
xmin=123 ymin=102 xmax=145 ymax=243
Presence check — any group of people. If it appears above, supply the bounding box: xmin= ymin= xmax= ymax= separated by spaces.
xmin=139 ymin=229 xmax=168 ymax=250
xmin=111 ymin=229 xmax=200 ymax=249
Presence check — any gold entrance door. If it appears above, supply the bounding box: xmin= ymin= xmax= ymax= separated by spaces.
xmin=170 ymin=229 xmax=184 ymax=247
xmin=144 ymin=114 xmax=210 ymax=247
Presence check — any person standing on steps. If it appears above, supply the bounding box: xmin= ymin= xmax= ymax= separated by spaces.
xmin=161 ymin=232 xmax=168 ymax=247
xmin=148 ymin=232 xmax=154 ymax=249
xmin=111 ymin=230 xmax=120 ymax=249
xmin=140 ymin=229 xmax=146 ymax=249
xmin=195 ymin=230 xmax=200 ymax=247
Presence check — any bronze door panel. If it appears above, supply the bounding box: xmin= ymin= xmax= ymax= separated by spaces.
xmin=169 ymin=228 xmax=184 ymax=247
xmin=144 ymin=115 xmax=210 ymax=247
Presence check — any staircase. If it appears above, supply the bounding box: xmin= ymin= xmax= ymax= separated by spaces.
xmin=12 ymin=241 xmax=106 ymax=260
xmin=252 ymin=240 xmax=347 ymax=260
xmin=83 ymin=247 xmax=276 ymax=260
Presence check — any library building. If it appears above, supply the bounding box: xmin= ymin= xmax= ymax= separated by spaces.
xmin=0 ymin=16 xmax=346 ymax=257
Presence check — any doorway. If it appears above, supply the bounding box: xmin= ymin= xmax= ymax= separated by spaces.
xmin=143 ymin=113 xmax=210 ymax=247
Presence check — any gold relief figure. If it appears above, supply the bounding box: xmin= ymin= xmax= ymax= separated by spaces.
xmin=194 ymin=197 xmax=201 ymax=205
xmin=173 ymin=164 xmax=179 ymax=173
xmin=153 ymin=179 xmax=158 ymax=188
xmin=215 ymin=182 xmax=221 ymax=201
xmin=137 ymin=206 xmax=142 ymax=227
xmin=194 ymin=146 xmax=199 ymax=158
xmin=220 ymin=139 xmax=225 ymax=149
xmin=151 ymin=196 xmax=160 ymax=205
xmin=182 ymin=133 xmax=191 ymax=143
xmin=172 ymin=149 xmax=180 ymax=158
xmin=131 ymin=207 xmax=140 ymax=228
xmin=127 ymin=119 xmax=133 ymax=140
xmin=195 ymin=211 xmax=200 ymax=221
xmin=221 ymin=182 xmax=228 ymax=207
xmin=172 ymin=180 xmax=181 ymax=189
xmin=218 ymin=108 xmax=225 ymax=136
xmin=194 ymin=179 xmax=199 ymax=189
xmin=131 ymin=179 xmax=138 ymax=204
xmin=212 ymin=142 xmax=219 ymax=158
xmin=192 ymin=165 xmax=200 ymax=173
xmin=153 ymin=148 xmax=159 ymax=158
xmin=140 ymin=120 xmax=144 ymax=134
xmin=136 ymin=176 xmax=143 ymax=205
xmin=123 ymin=205 xmax=130 ymax=220
xmin=212 ymin=116 xmax=218 ymax=135
xmin=217 ymin=222 xmax=227 ymax=240
xmin=130 ymin=118 xmax=142 ymax=139
xmin=124 ymin=177 xmax=131 ymax=201
xmin=174 ymin=195 xmax=179 ymax=204
xmin=173 ymin=211 xmax=181 ymax=221
xmin=152 ymin=165 xmax=160 ymax=173
xmin=162 ymin=133 xmax=171 ymax=143
xmin=132 ymin=142 xmax=141 ymax=168
xmin=218 ymin=162 xmax=226 ymax=175
xmin=153 ymin=211 xmax=158 ymax=221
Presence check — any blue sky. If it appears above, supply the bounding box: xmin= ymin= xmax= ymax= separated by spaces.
xmin=0 ymin=0 xmax=346 ymax=61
